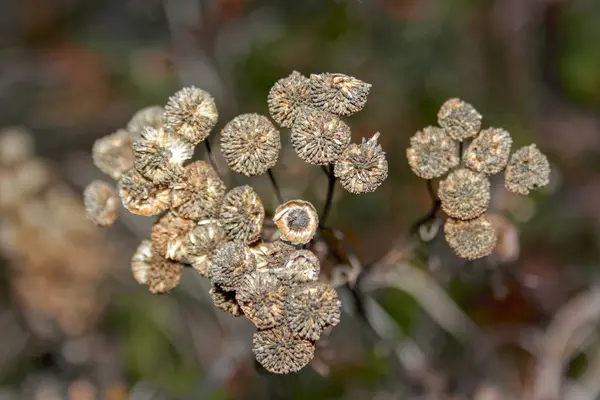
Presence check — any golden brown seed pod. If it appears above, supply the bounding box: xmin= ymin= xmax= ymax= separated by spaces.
xmin=406 ymin=126 xmax=459 ymax=179
xmin=208 ymin=241 xmax=256 ymax=291
xmin=444 ymin=215 xmax=497 ymax=260
xmin=273 ymin=200 xmax=318 ymax=245
xmin=210 ymin=283 xmax=243 ymax=317
xmin=0 ymin=126 xmax=34 ymax=166
xmin=236 ymin=271 xmax=285 ymax=329
xmin=309 ymin=73 xmax=371 ymax=117
xmin=267 ymin=71 xmax=311 ymax=128
xmin=83 ymin=180 xmax=120 ymax=227
xmin=163 ymin=86 xmax=218 ymax=144
xmin=220 ymin=185 xmax=265 ymax=244
xmin=118 ymin=169 xmax=171 ymax=216
xmin=131 ymin=240 xmax=153 ymax=285
xmin=291 ymin=108 xmax=351 ymax=165
xmin=437 ymin=98 xmax=482 ymax=142
xmin=220 ymin=114 xmax=281 ymax=176
xmin=127 ymin=105 xmax=165 ymax=139
xmin=251 ymin=240 xmax=296 ymax=272
xmin=284 ymin=282 xmax=341 ymax=341
xmin=334 ymin=133 xmax=388 ymax=194
xmin=504 ymin=144 xmax=550 ymax=195
xmin=464 ymin=128 xmax=513 ymax=175
xmin=133 ymin=126 xmax=193 ymax=185
xmin=150 ymin=212 xmax=194 ymax=261
xmin=274 ymin=249 xmax=320 ymax=285
xmin=170 ymin=161 xmax=226 ymax=221
xmin=147 ymin=254 xmax=182 ymax=294
xmin=92 ymin=130 xmax=135 ymax=181
xmin=185 ymin=219 xmax=226 ymax=276
xmin=253 ymin=325 xmax=315 ymax=374
xmin=438 ymin=168 xmax=490 ymax=220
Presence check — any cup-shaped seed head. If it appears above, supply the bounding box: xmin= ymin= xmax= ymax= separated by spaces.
xmin=253 ymin=325 xmax=315 ymax=374
xmin=504 ymin=144 xmax=550 ymax=195
xmin=163 ymin=86 xmax=218 ymax=145
xmin=131 ymin=240 xmax=154 ymax=285
xmin=407 ymin=126 xmax=459 ymax=179
xmin=273 ymin=200 xmax=319 ymax=245
xmin=268 ymin=71 xmax=311 ymax=128
xmin=438 ymin=168 xmax=490 ymax=220
xmin=437 ymin=98 xmax=482 ymax=142
xmin=444 ymin=214 xmax=497 ymax=260
xmin=83 ymin=180 xmax=120 ymax=227
xmin=118 ymin=169 xmax=171 ymax=216
xmin=334 ymin=133 xmax=388 ymax=194
xmin=309 ymin=73 xmax=371 ymax=117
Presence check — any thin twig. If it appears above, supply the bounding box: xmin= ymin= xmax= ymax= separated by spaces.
xmin=203 ymin=139 xmax=221 ymax=177
xmin=267 ymin=169 xmax=284 ymax=204
xmin=410 ymin=180 xmax=441 ymax=237
xmin=320 ymin=165 xmax=336 ymax=226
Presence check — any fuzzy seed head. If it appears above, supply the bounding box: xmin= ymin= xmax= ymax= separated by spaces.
xmin=274 ymin=250 xmax=320 ymax=285
xmin=185 ymin=219 xmax=226 ymax=276
xmin=0 ymin=126 xmax=34 ymax=166
xmin=127 ymin=105 xmax=164 ymax=140
xmin=208 ymin=241 xmax=256 ymax=291
xmin=437 ymin=98 xmax=482 ymax=141
xmin=309 ymin=73 xmax=371 ymax=117
xmin=147 ymin=254 xmax=182 ymax=294
xmin=407 ymin=126 xmax=459 ymax=179
xmin=92 ymin=130 xmax=135 ymax=181
xmin=131 ymin=240 xmax=153 ymax=285
xmin=334 ymin=133 xmax=388 ymax=194
xmin=251 ymin=240 xmax=296 ymax=272
xmin=505 ymin=144 xmax=550 ymax=195
xmin=210 ymin=283 xmax=243 ymax=317
xmin=438 ymin=168 xmax=490 ymax=220
xmin=268 ymin=71 xmax=311 ymax=128
xmin=220 ymin=185 xmax=265 ymax=244
xmin=444 ymin=215 xmax=498 ymax=260
xmin=83 ymin=180 xmax=120 ymax=227
xmin=274 ymin=200 xmax=318 ymax=245
xmin=151 ymin=212 xmax=194 ymax=261
xmin=164 ymin=86 xmax=218 ymax=144
xmin=253 ymin=325 xmax=315 ymax=374
xmin=464 ymin=128 xmax=513 ymax=175
xmin=220 ymin=114 xmax=281 ymax=176
xmin=236 ymin=271 xmax=285 ymax=329
xmin=291 ymin=108 xmax=351 ymax=165
xmin=118 ymin=169 xmax=171 ymax=216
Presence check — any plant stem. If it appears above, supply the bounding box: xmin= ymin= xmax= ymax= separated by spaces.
xmin=267 ymin=169 xmax=284 ymax=205
xmin=320 ymin=165 xmax=336 ymax=226
xmin=204 ymin=139 xmax=221 ymax=177
xmin=410 ymin=179 xmax=441 ymax=236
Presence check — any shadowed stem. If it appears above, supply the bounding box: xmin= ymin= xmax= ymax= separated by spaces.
xmin=320 ymin=165 xmax=336 ymax=226
xmin=267 ymin=169 xmax=284 ymax=205
xmin=204 ymin=139 xmax=221 ymax=177
xmin=410 ymin=179 xmax=441 ymax=236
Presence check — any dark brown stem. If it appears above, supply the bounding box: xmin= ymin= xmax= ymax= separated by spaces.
xmin=267 ymin=169 xmax=284 ymax=205
xmin=204 ymin=139 xmax=221 ymax=177
xmin=320 ymin=165 xmax=336 ymax=226
xmin=410 ymin=179 xmax=441 ymax=236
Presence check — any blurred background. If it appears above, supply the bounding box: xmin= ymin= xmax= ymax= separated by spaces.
xmin=1 ymin=0 xmax=600 ymax=398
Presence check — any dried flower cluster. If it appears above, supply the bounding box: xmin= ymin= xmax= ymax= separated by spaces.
xmin=407 ymin=99 xmax=550 ymax=260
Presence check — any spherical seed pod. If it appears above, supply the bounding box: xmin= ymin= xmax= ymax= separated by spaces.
xmin=274 ymin=249 xmax=320 ymax=285
xmin=220 ymin=114 xmax=281 ymax=176
xmin=0 ymin=126 xmax=34 ymax=166
xmin=309 ymin=73 xmax=371 ymax=117
xmin=118 ymin=169 xmax=171 ymax=216
xmin=437 ymin=98 xmax=482 ymax=142
xmin=185 ymin=219 xmax=226 ymax=276
xmin=236 ymin=271 xmax=285 ymax=329
xmin=150 ymin=212 xmax=194 ymax=261
xmin=267 ymin=71 xmax=311 ymax=128
xmin=131 ymin=240 xmax=153 ymax=285
xmin=163 ymin=86 xmax=218 ymax=144
xmin=170 ymin=161 xmax=226 ymax=221
xmin=253 ymin=325 xmax=315 ymax=374
xmin=505 ymin=144 xmax=550 ymax=195
xmin=334 ymin=133 xmax=388 ymax=194
xmin=251 ymin=240 xmax=296 ymax=272
xmin=464 ymin=128 xmax=513 ymax=175
xmin=406 ymin=126 xmax=460 ymax=179
xmin=284 ymin=282 xmax=341 ymax=341
xmin=291 ymin=108 xmax=351 ymax=165
xmin=92 ymin=130 xmax=135 ymax=181
xmin=438 ymin=168 xmax=490 ymax=220
xmin=208 ymin=241 xmax=256 ymax=291
xmin=219 ymin=185 xmax=265 ymax=244
xmin=273 ymin=200 xmax=318 ymax=245
xmin=132 ymin=126 xmax=193 ymax=185
xmin=210 ymin=283 xmax=243 ymax=317
xmin=444 ymin=215 xmax=497 ymax=260
xmin=147 ymin=254 xmax=182 ymax=294
xmin=83 ymin=180 xmax=120 ymax=227
xmin=127 ymin=105 xmax=164 ymax=139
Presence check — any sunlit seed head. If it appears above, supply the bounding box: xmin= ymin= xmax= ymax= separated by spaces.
xmin=444 ymin=214 xmax=497 ymax=260
xmin=236 ymin=271 xmax=285 ymax=329
xmin=407 ymin=126 xmax=460 ymax=179
xmin=164 ymin=86 xmax=218 ymax=145
xmin=92 ymin=130 xmax=135 ymax=181
xmin=83 ymin=180 xmax=120 ymax=227
xmin=118 ymin=169 xmax=171 ymax=216
xmin=334 ymin=133 xmax=388 ymax=194
xmin=131 ymin=240 xmax=154 ymax=285
xmin=185 ymin=219 xmax=226 ymax=276
xmin=127 ymin=105 xmax=164 ymax=140
xmin=208 ymin=241 xmax=256 ymax=291
xmin=147 ymin=254 xmax=182 ymax=294
xmin=438 ymin=168 xmax=490 ymax=220
xmin=274 ymin=249 xmax=320 ymax=285
xmin=504 ymin=144 xmax=550 ymax=195
xmin=273 ymin=200 xmax=318 ymax=245
xmin=150 ymin=212 xmax=194 ymax=261
xmin=219 ymin=185 xmax=265 ymax=244
xmin=437 ymin=98 xmax=482 ymax=142
xmin=309 ymin=73 xmax=371 ymax=117
xmin=464 ymin=128 xmax=513 ymax=175
xmin=253 ymin=325 xmax=315 ymax=374
xmin=268 ymin=71 xmax=311 ymax=128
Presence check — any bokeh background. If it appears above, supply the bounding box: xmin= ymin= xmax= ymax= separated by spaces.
xmin=1 ymin=0 xmax=600 ymax=399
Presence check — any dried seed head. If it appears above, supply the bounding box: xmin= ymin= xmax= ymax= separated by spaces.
xmin=253 ymin=325 xmax=315 ymax=374
xmin=127 ymin=105 xmax=164 ymax=139
xmin=438 ymin=168 xmax=490 ymax=220
xmin=273 ymin=250 xmax=320 ymax=285
xmin=185 ymin=219 xmax=226 ymax=276
xmin=273 ymin=200 xmax=318 ymax=245
xmin=170 ymin=161 xmax=226 ymax=220
xmin=147 ymin=254 xmax=182 ymax=294
xmin=118 ymin=169 xmax=171 ymax=216
xmin=291 ymin=108 xmax=351 ymax=165
xmin=0 ymin=126 xmax=34 ymax=166
xmin=407 ymin=126 xmax=460 ymax=179
xmin=164 ymin=86 xmax=218 ymax=144
xmin=133 ymin=126 xmax=193 ymax=185
xmin=92 ymin=130 xmax=135 ymax=180
xmin=236 ymin=271 xmax=285 ymax=329
xmin=444 ymin=215 xmax=497 ymax=260
xmin=83 ymin=180 xmax=120 ymax=227
xmin=437 ymin=98 xmax=482 ymax=141
xmin=131 ymin=240 xmax=153 ymax=285
xmin=210 ymin=283 xmax=243 ymax=317
xmin=505 ymin=144 xmax=550 ymax=195
xmin=284 ymin=282 xmax=341 ymax=341
xmin=251 ymin=240 xmax=296 ymax=272
xmin=220 ymin=186 xmax=265 ymax=244
xmin=309 ymin=73 xmax=371 ymax=117
xmin=151 ymin=212 xmax=194 ymax=261
xmin=464 ymin=128 xmax=513 ymax=175
xmin=267 ymin=71 xmax=311 ymax=128
xmin=220 ymin=114 xmax=281 ymax=176
xmin=334 ymin=133 xmax=388 ymax=194
xmin=208 ymin=241 xmax=256 ymax=291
